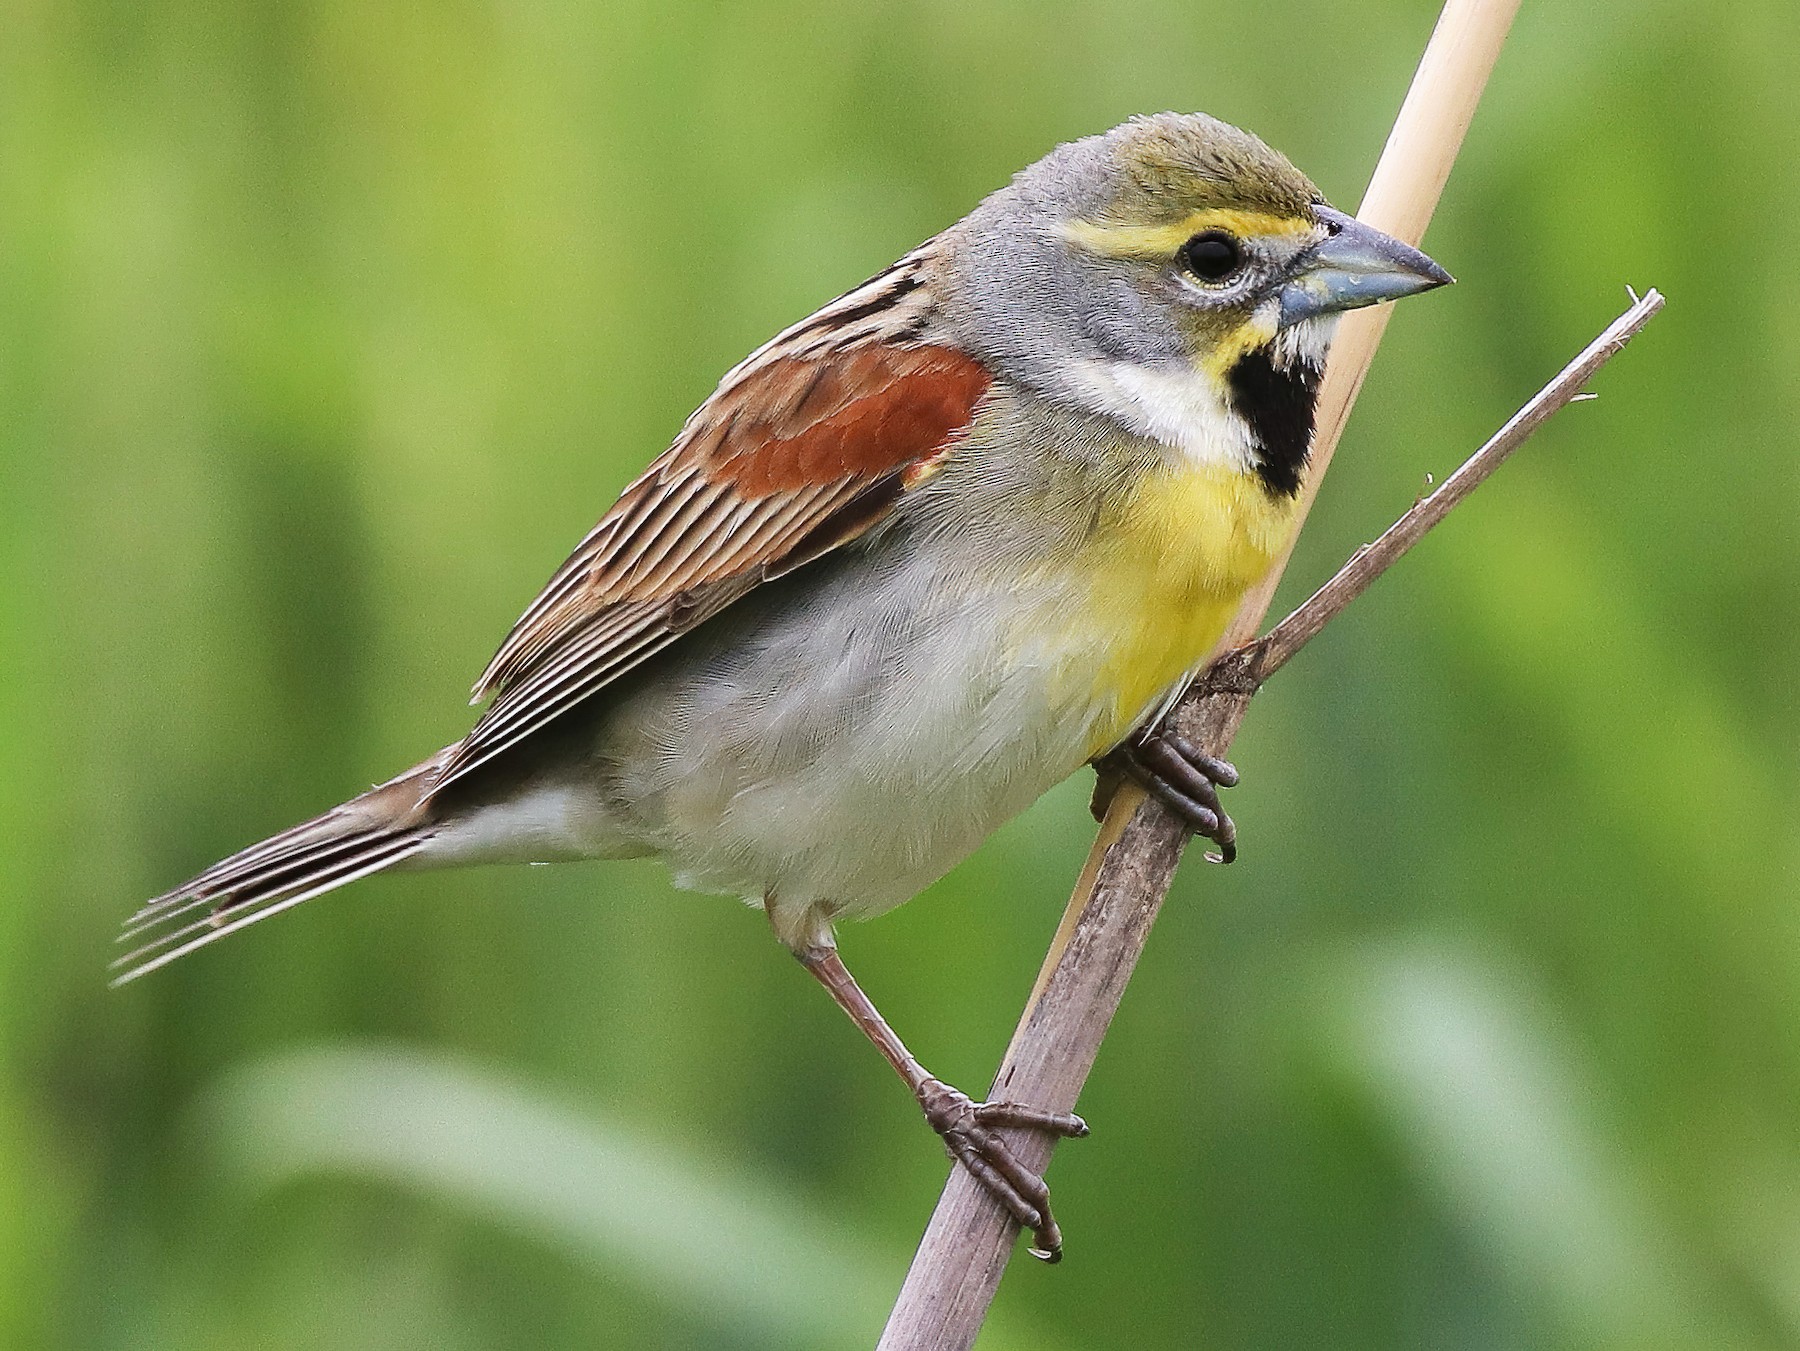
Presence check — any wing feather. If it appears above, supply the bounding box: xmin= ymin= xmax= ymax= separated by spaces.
xmin=435 ymin=313 xmax=990 ymax=793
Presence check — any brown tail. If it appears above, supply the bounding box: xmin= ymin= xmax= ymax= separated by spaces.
xmin=112 ymin=753 xmax=449 ymax=985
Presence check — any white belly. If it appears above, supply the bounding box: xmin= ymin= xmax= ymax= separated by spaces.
xmin=421 ymin=413 xmax=1228 ymax=952
xmin=577 ymin=545 xmax=1108 ymax=950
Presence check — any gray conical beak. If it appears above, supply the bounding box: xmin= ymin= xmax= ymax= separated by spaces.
xmin=1277 ymin=206 xmax=1453 ymax=328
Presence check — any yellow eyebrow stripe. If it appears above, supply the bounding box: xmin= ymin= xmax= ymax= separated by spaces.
xmin=1063 ymin=208 xmax=1315 ymax=259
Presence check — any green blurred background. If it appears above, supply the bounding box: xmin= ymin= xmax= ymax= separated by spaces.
xmin=4 ymin=0 xmax=1798 ymax=1346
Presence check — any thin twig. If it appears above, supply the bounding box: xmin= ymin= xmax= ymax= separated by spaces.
xmin=1246 ymin=286 xmax=1663 ymax=683
xmin=878 ymin=293 xmax=1663 ymax=1351
xmin=879 ymin=2 xmax=1525 ymax=1344
xmin=876 ymin=295 xmax=1660 ymax=1351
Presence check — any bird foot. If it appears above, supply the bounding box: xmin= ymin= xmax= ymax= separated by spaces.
xmin=1093 ymin=729 xmax=1240 ymax=863
xmin=914 ymin=1077 xmax=1088 ymax=1262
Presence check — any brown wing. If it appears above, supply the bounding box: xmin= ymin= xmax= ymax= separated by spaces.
xmin=434 ymin=338 xmax=991 ymax=792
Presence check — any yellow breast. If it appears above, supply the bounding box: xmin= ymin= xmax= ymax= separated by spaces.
xmin=1070 ymin=461 xmax=1298 ymax=755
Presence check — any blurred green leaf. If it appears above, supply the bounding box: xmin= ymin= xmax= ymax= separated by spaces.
xmin=197 ymin=1044 xmax=897 ymax=1348
xmin=1321 ymin=938 xmax=1768 ymax=1351
xmin=194 ymin=1044 xmax=1064 ymax=1351
xmin=7 ymin=0 xmax=1799 ymax=1345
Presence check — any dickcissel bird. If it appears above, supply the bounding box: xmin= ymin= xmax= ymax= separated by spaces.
xmin=118 ymin=112 xmax=1449 ymax=1259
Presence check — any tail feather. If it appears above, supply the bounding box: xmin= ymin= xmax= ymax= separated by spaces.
xmin=113 ymin=754 xmax=448 ymax=986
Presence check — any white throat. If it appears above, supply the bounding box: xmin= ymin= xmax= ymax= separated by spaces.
xmin=1065 ymin=357 xmax=1259 ymax=473
xmin=1058 ymin=313 xmax=1336 ymax=475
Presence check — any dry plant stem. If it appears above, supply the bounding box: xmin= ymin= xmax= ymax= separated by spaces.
xmin=1253 ymin=287 xmax=1664 ymax=678
xmin=879 ymin=2 xmax=1521 ymax=1345
xmin=875 ymin=293 xmax=1661 ymax=1351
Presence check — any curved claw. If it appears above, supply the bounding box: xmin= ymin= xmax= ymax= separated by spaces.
xmin=1203 ymin=807 xmax=1239 ymax=865
xmin=917 ymin=1079 xmax=1086 ymax=1261
xmin=1103 ymin=730 xmax=1241 ymax=860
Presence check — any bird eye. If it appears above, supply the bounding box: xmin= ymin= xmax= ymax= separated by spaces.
xmin=1179 ymin=230 xmax=1244 ymax=283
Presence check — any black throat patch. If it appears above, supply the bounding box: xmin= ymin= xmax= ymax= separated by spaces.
xmin=1226 ymin=348 xmax=1322 ymax=498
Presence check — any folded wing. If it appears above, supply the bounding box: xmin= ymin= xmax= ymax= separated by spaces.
xmin=435 ymin=333 xmax=991 ymax=794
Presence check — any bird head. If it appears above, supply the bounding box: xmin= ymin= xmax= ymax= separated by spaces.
xmin=944 ymin=112 xmax=1452 ymax=494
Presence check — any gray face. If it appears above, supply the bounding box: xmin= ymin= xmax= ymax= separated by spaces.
xmin=1166 ymin=226 xmax=1321 ymax=312
xmin=927 ymin=112 xmax=1453 ymax=504
xmin=936 ymin=113 xmax=1326 ymax=398
xmin=936 ymin=112 xmax=1448 ymax=408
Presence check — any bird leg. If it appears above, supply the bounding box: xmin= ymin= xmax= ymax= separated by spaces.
xmin=795 ymin=944 xmax=1088 ymax=1262
xmin=1092 ymin=727 xmax=1240 ymax=863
